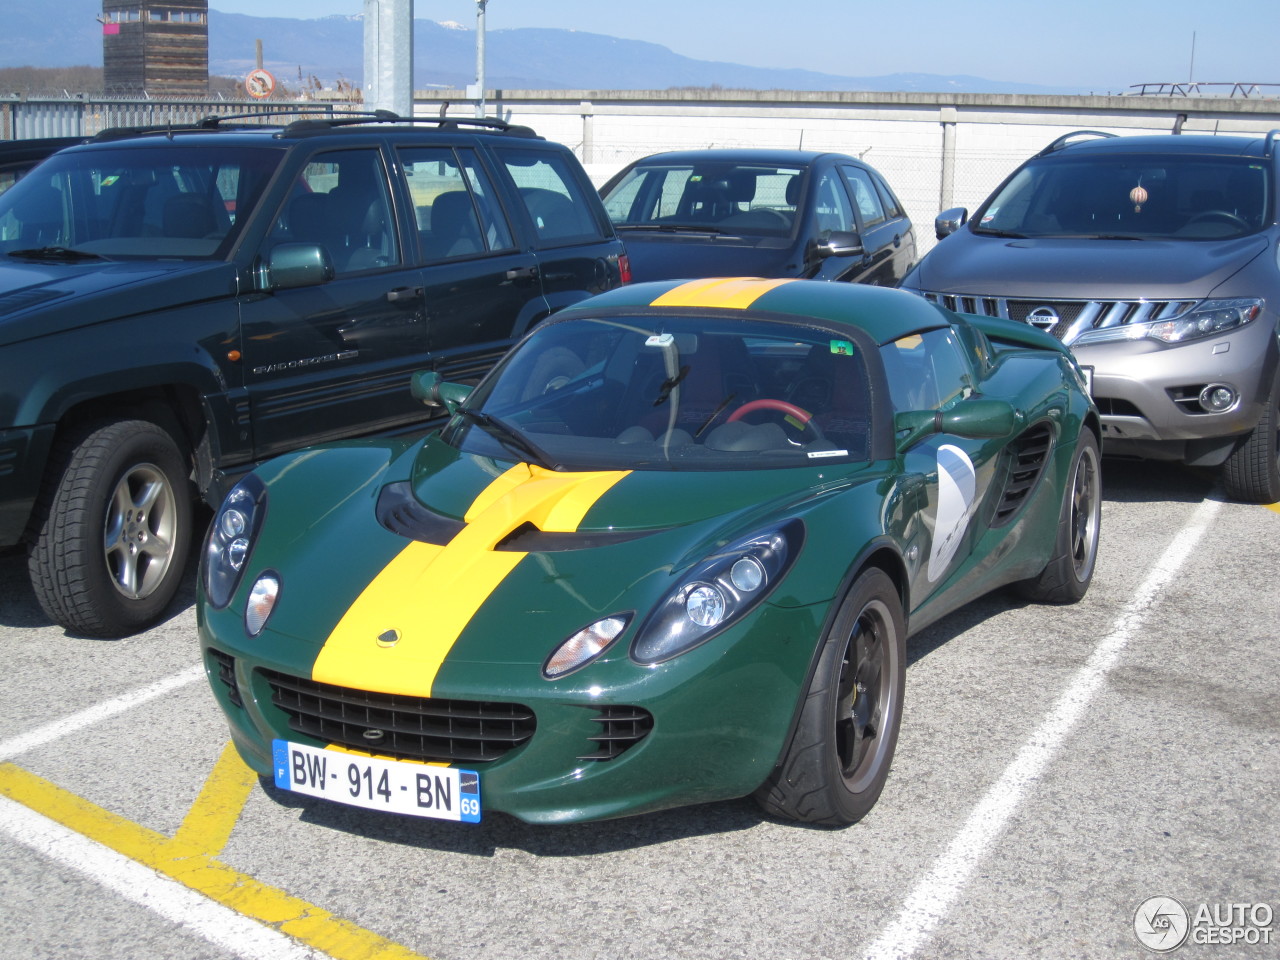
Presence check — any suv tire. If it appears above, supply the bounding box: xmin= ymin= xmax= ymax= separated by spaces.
xmin=1222 ymin=368 xmax=1280 ymax=504
xmin=28 ymin=419 xmax=192 ymax=637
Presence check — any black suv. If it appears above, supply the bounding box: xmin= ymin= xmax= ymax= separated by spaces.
xmin=0 ymin=113 xmax=628 ymax=636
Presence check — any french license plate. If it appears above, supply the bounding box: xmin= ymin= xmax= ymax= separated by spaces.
xmin=272 ymin=740 xmax=480 ymax=822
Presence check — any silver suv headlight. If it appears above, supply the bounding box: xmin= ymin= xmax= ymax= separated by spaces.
xmin=1073 ymin=298 xmax=1264 ymax=346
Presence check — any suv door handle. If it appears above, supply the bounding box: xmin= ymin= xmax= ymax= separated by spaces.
xmin=386 ymin=286 xmax=424 ymax=302
xmin=505 ymin=265 xmax=538 ymax=282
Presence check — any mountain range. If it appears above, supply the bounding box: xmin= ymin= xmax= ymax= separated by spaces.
xmin=0 ymin=1 xmax=1092 ymax=96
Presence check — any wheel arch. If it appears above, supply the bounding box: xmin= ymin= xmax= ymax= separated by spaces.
xmin=761 ymin=539 xmax=909 ymax=780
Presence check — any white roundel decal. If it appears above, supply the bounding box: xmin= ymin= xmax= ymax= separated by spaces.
xmin=928 ymin=444 xmax=977 ymax=582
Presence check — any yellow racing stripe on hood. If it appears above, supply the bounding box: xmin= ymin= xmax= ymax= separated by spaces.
xmin=311 ymin=463 xmax=630 ymax=696
xmin=649 ymin=277 xmax=796 ymax=309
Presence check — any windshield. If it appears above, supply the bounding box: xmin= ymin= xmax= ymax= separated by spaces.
xmin=973 ymin=154 xmax=1271 ymax=240
xmin=445 ymin=313 xmax=873 ymax=471
xmin=0 ymin=143 xmax=284 ymax=260
xmin=601 ymin=162 xmax=804 ymax=237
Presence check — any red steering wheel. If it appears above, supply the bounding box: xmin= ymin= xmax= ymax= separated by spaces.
xmin=729 ymin=398 xmax=813 ymax=424
xmin=728 ymin=398 xmax=823 ymax=440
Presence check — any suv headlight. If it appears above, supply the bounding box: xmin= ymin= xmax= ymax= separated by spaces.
xmin=631 ymin=520 xmax=803 ymax=664
xmin=203 ymin=474 xmax=267 ymax=609
xmin=1073 ymin=298 xmax=1264 ymax=346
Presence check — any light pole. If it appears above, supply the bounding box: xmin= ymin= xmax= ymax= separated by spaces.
xmin=474 ymin=0 xmax=488 ymax=118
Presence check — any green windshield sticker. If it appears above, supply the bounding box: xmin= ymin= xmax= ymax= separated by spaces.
xmin=829 ymin=339 xmax=855 ymax=356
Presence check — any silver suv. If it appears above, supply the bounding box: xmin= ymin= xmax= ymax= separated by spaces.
xmin=902 ymin=129 xmax=1280 ymax=502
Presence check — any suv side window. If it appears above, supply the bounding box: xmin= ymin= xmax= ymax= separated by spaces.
xmin=496 ymin=147 xmax=605 ymax=245
xmin=400 ymin=146 xmax=513 ymax=260
xmin=842 ymin=165 xmax=888 ymax=229
xmin=272 ymin=148 xmax=398 ymax=274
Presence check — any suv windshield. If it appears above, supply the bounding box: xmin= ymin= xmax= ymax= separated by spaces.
xmin=0 ymin=143 xmax=283 ymax=260
xmin=602 ymin=162 xmax=804 ymax=237
xmin=973 ymin=154 xmax=1270 ymax=241
xmin=447 ymin=313 xmax=873 ymax=471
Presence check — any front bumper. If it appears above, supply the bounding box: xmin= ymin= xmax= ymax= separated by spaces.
xmin=199 ymin=600 xmax=824 ymax=824
xmin=1073 ymin=319 xmax=1278 ymax=462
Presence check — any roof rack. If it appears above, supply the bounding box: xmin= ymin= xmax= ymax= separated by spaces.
xmin=280 ymin=112 xmax=539 ymax=138
xmin=1036 ymin=130 xmax=1119 ymax=157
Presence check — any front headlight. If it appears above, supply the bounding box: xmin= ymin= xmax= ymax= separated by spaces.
xmin=1072 ymin=298 xmax=1264 ymax=346
xmin=203 ymin=474 xmax=267 ymax=609
xmin=632 ymin=520 xmax=804 ymax=665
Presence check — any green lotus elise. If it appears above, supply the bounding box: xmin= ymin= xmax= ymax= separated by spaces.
xmin=199 ymin=277 xmax=1101 ymax=827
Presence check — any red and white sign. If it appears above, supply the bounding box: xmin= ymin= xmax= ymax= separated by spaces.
xmin=245 ymin=68 xmax=276 ymax=99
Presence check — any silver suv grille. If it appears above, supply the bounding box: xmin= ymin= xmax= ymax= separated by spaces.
xmin=917 ymin=292 xmax=1199 ymax=345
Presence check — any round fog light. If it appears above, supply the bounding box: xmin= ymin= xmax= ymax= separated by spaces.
xmin=1199 ymin=384 xmax=1237 ymax=412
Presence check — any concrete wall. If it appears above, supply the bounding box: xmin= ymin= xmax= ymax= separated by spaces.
xmin=416 ymin=88 xmax=1280 ymax=254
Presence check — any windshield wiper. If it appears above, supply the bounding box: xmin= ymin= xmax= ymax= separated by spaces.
xmin=615 ymin=223 xmax=723 ymax=235
xmin=8 ymin=246 xmax=104 ymax=262
xmin=456 ymin=407 xmax=561 ymax=470
xmin=970 ymin=228 xmax=1027 ymax=239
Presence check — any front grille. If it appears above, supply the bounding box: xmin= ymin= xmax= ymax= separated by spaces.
xmin=579 ymin=705 xmax=655 ymax=761
xmin=991 ymin=423 xmax=1052 ymax=526
xmin=207 ymin=648 xmax=242 ymax=708
xmin=919 ymin=291 xmax=1198 ymax=345
xmin=261 ymin=669 xmax=535 ymax=764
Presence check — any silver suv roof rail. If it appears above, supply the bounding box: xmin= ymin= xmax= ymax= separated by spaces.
xmin=1036 ymin=130 xmax=1119 ymax=157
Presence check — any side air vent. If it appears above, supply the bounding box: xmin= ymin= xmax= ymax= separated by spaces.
xmin=578 ymin=705 xmax=655 ymax=761
xmin=992 ymin=422 xmax=1053 ymax=527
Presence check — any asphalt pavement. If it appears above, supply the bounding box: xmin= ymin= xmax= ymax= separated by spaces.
xmin=0 ymin=457 xmax=1276 ymax=960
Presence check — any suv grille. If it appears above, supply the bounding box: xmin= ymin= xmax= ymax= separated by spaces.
xmin=261 ymin=669 xmax=536 ymax=764
xmin=919 ymin=292 xmax=1199 ymax=345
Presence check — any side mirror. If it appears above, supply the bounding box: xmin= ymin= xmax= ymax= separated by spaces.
xmin=894 ymin=397 xmax=1020 ymax=452
xmin=257 ymin=243 xmax=335 ymax=291
xmin=934 ymin=207 xmax=968 ymax=240
xmin=410 ymin=370 xmax=471 ymax=414
xmin=813 ymin=230 xmax=864 ymax=259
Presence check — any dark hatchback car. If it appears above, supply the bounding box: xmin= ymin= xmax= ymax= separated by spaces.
xmin=600 ymin=149 xmax=915 ymax=286
xmin=902 ymin=129 xmax=1280 ymax=502
xmin=0 ymin=114 xmax=627 ymax=637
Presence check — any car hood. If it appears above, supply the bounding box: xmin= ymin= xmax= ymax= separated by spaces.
xmin=247 ymin=440 xmax=873 ymax=680
xmin=909 ymin=232 xmax=1269 ymax=299
xmin=0 ymin=258 xmax=239 ymax=347
xmin=619 ymin=232 xmax=797 ymax=281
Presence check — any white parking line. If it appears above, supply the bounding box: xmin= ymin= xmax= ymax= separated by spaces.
xmin=0 ymin=794 xmax=327 ymax=960
xmin=866 ymin=496 xmax=1223 ymax=960
xmin=0 ymin=664 xmax=204 ymax=762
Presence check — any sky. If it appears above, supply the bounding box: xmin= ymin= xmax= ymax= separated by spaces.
xmin=207 ymin=0 xmax=1280 ymax=93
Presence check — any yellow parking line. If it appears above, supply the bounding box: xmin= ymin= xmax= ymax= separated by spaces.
xmin=0 ymin=759 xmax=431 ymax=960
xmin=1267 ymin=502 xmax=1280 ymax=515
xmin=172 ymin=741 xmax=259 ymax=854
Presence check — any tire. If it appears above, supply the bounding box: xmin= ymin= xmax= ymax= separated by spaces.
xmin=754 ymin=567 xmax=906 ymax=826
xmin=27 ymin=419 xmax=192 ymax=638
xmin=1222 ymin=368 xmax=1280 ymax=503
xmin=1017 ymin=429 xmax=1101 ymax=604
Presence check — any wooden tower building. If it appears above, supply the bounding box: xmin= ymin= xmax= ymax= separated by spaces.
xmin=101 ymin=1 xmax=209 ymax=95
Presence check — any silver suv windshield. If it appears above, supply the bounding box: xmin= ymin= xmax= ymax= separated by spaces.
xmin=0 ymin=143 xmax=283 ymax=260
xmin=972 ymin=154 xmax=1270 ymax=241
